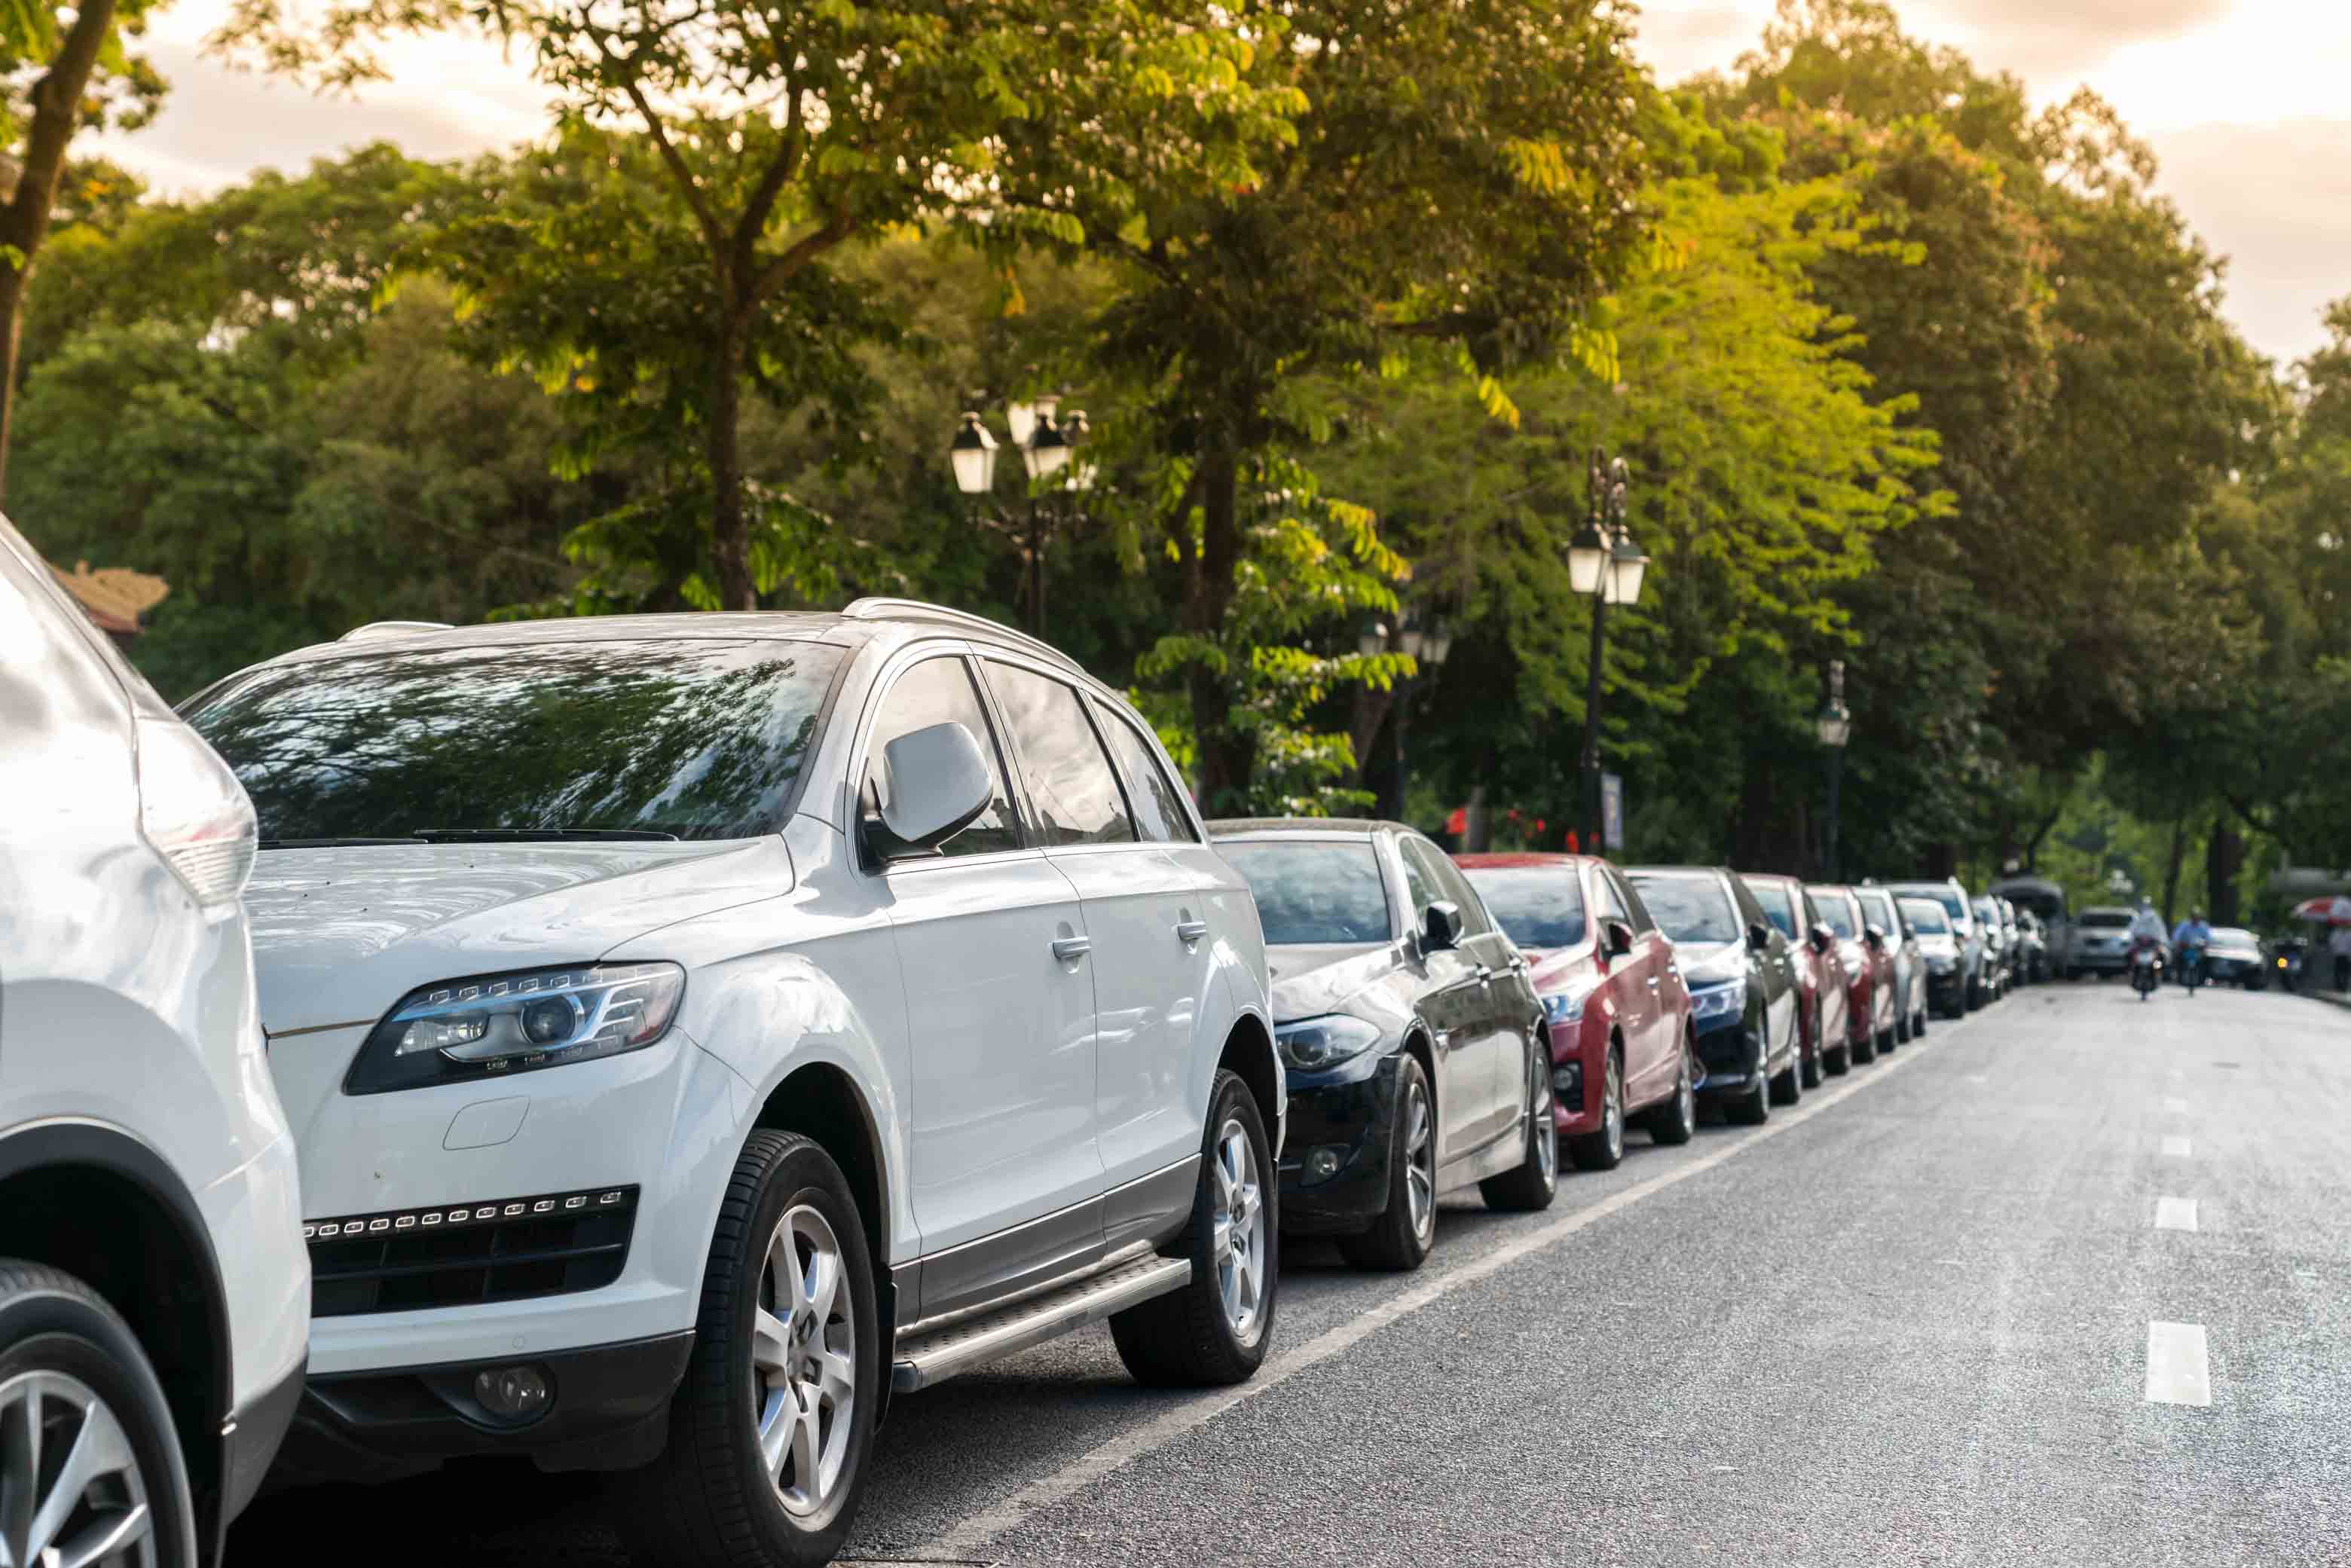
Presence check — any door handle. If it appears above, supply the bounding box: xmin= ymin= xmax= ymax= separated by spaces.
xmin=1646 ymin=977 xmax=1660 ymax=989
xmin=1051 ymin=936 xmax=1093 ymax=963
xmin=1475 ymin=965 xmax=1493 ymax=986
xmin=1175 ymin=919 xmax=1209 ymax=945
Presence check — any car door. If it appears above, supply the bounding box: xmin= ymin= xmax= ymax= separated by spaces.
xmin=1419 ymin=836 xmax=1534 ymax=1143
xmin=1389 ymin=833 xmax=1500 ymax=1161
xmin=859 ymin=649 xmax=1105 ymax=1319
xmin=1732 ymin=875 xmax=1799 ymax=1051
xmin=1583 ymin=867 xmax=1649 ymax=1079
xmin=1602 ymin=863 xmax=1676 ymax=1104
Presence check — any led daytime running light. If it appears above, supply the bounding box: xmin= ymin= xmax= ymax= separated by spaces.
xmin=304 ymin=1184 xmax=637 ymax=1242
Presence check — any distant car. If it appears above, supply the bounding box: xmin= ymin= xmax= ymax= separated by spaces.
xmin=2203 ymin=926 xmax=2267 ymax=987
xmin=1990 ymin=876 xmax=2071 ymax=976
xmin=1854 ymin=885 xmax=1928 ymax=1042
xmin=1900 ymin=897 xmax=1969 ymax=1018
xmin=1625 ymin=867 xmax=1801 ymax=1123
xmin=2071 ymin=906 xmax=2139 ymax=977
xmin=1215 ymin=821 xmax=1558 ymax=1272
xmin=1973 ymin=895 xmax=2013 ymax=997
xmin=1998 ymin=898 xmax=2028 ymax=985
xmin=1809 ymin=885 xmax=1894 ymax=1061
xmin=2012 ymin=909 xmax=2049 ymax=983
xmin=1741 ymin=873 xmax=1851 ymax=1083
xmin=1886 ymin=879 xmax=1989 ymax=1010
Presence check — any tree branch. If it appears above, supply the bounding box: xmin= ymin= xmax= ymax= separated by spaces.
xmin=1 ymin=0 xmax=121 ymax=255
xmin=732 ymin=69 xmax=805 ymax=270
xmin=601 ymin=40 xmax=728 ymax=271
xmin=745 ymin=203 xmax=852 ymax=307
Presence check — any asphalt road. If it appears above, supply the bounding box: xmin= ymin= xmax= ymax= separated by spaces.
xmin=234 ymin=978 xmax=2351 ymax=1566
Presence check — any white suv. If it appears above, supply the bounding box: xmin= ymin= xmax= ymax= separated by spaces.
xmin=184 ymin=601 xmax=1281 ymax=1564
xmin=0 ymin=515 xmax=309 ymax=1566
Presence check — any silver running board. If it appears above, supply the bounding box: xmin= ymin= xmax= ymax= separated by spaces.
xmin=891 ymin=1252 xmax=1190 ymax=1393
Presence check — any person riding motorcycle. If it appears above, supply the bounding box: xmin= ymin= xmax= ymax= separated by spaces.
xmin=2171 ymin=908 xmax=2214 ymax=992
xmin=2126 ymin=900 xmax=2167 ymax=993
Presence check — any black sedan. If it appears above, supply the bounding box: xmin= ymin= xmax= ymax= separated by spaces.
xmin=1625 ymin=866 xmax=1802 ymax=1123
xmin=1212 ymin=819 xmax=1558 ymax=1271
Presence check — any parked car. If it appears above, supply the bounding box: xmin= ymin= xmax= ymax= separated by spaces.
xmin=1998 ymin=898 xmax=2027 ymax=985
xmin=1458 ymin=854 xmax=1697 ymax=1172
xmin=1900 ymin=897 xmax=1969 ymax=1018
xmin=2071 ymin=906 xmax=2139 ymax=977
xmin=2203 ymin=926 xmax=2267 ymax=988
xmin=2012 ymin=909 xmax=2049 ymax=983
xmin=1854 ymin=884 xmax=1928 ymax=1042
xmin=1990 ymin=876 xmax=2071 ymax=977
xmin=1 ymin=512 xmax=311 ymax=1566
xmin=1809 ymin=885 xmax=1894 ymax=1061
xmin=1973 ymin=895 xmax=2013 ymax=998
xmin=186 ymin=601 xmax=1285 ymax=1563
xmin=1624 ymin=868 xmax=1801 ymax=1122
xmin=1886 ymin=879 xmax=1989 ymax=1010
xmin=1210 ymin=824 xmax=1556 ymax=1270
xmin=1741 ymin=873 xmax=1851 ymax=1083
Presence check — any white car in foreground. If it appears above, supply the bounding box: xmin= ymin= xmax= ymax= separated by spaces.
xmin=0 ymin=514 xmax=309 ymax=1567
xmin=185 ymin=601 xmax=1281 ymax=1565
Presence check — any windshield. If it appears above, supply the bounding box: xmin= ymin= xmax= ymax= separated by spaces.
xmin=187 ymin=639 xmax=845 ymax=843
xmin=1808 ymin=888 xmax=1858 ymax=939
xmin=1221 ymin=841 xmax=1393 ymax=946
xmin=1628 ymin=873 xmax=1739 ymax=945
xmin=1461 ymin=866 xmax=1586 ymax=951
xmin=1973 ymin=898 xmax=2001 ymax=928
xmin=1901 ymin=899 xmax=1951 ymax=935
xmin=1743 ymin=879 xmax=1798 ymax=938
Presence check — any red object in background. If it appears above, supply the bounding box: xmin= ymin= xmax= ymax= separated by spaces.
xmin=1447 ymin=806 xmax=1469 ymax=837
xmin=1564 ymin=830 xmax=1580 ymax=854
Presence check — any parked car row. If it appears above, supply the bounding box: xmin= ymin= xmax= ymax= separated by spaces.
xmin=2 ymin=557 xmax=2020 ymax=1568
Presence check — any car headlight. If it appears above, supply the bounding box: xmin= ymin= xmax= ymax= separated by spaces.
xmin=345 ymin=962 xmax=686 ymax=1095
xmin=1274 ymin=1014 xmax=1385 ymax=1073
xmin=1689 ymin=979 xmax=1745 ymax=1022
xmin=1542 ymin=983 xmax=1600 ymax=1027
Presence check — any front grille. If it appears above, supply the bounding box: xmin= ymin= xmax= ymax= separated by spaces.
xmin=306 ymin=1184 xmax=639 ymax=1318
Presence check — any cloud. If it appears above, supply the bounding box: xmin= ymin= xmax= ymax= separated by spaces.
xmin=1920 ymin=0 xmax=2239 ymax=84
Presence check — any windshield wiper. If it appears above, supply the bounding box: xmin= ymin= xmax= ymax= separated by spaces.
xmin=258 ymin=836 xmax=429 ymax=849
xmin=408 ymin=827 xmax=682 ymax=843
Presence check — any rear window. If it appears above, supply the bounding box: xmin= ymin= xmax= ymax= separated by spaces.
xmin=1808 ymin=888 xmax=1859 ymax=939
xmin=1221 ymin=841 xmax=1393 ymax=946
xmin=1461 ymin=866 xmax=1587 ymax=951
xmin=1900 ymin=899 xmax=1950 ymax=934
xmin=1627 ymin=873 xmax=1739 ymax=944
xmin=2080 ymin=911 xmax=2132 ymax=929
xmin=1743 ymin=879 xmax=1797 ymax=938
xmin=188 ymin=638 xmax=846 ymax=842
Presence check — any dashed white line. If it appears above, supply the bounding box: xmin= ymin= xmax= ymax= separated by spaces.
xmin=2161 ymin=1135 xmax=2191 ymax=1158
xmin=2145 ymin=1322 xmax=2212 ymax=1406
xmin=2154 ymin=1197 xmax=2199 ymax=1232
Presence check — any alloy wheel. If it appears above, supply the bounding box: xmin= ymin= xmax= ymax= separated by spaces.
xmin=754 ymin=1204 xmax=857 ymax=1518
xmin=1533 ymin=1050 xmax=1558 ymax=1187
xmin=1679 ymin=1047 xmax=1696 ymax=1129
xmin=1403 ymin=1083 xmax=1437 ymax=1244
xmin=1601 ymin=1054 xmax=1625 ymax=1164
xmin=0 ymin=1368 xmax=156 ymax=1568
xmin=1211 ymin=1117 xmax=1267 ymax=1340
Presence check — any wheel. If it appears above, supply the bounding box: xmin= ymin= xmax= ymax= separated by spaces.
xmin=613 ymin=1131 xmax=878 ymax=1568
xmin=1480 ymin=1036 xmax=1559 ymax=1212
xmin=1566 ymin=1047 xmax=1625 ymax=1172
xmin=1965 ymin=976 xmax=1983 ymax=1011
xmin=1769 ymin=1032 xmax=1802 ymax=1106
xmin=1111 ymin=1069 xmax=1277 ymax=1383
xmin=1798 ymin=1016 xmax=1824 ymax=1090
xmin=1877 ymin=1025 xmax=1897 ymax=1056
xmin=1851 ymin=1017 xmax=1876 ymax=1065
xmin=1894 ymin=1006 xmax=1911 ymax=1045
xmin=1912 ymin=1006 xmax=1928 ymax=1039
xmin=0 ymin=1261 xmax=198 ymax=1568
xmin=1643 ymin=1035 xmax=1697 ymax=1146
xmin=1726 ymin=1019 xmax=1771 ymax=1126
xmin=1339 ymin=1055 xmax=1438 ymax=1271
xmin=1824 ymin=1040 xmax=1850 ymax=1076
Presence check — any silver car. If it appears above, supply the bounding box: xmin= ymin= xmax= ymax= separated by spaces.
xmin=1855 ymin=885 xmax=1928 ymax=1041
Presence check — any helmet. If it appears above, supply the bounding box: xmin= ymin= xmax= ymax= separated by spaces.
xmin=2191 ymin=907 xmax=2205 ymax=922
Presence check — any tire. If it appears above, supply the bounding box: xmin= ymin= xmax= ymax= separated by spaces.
xmin=1851 ymin=1007 xmax=1876 ymax=1065
xmin=1480 ymin=1036 xmax=1560 ymax=1212
xmin=1111 ymin=1069 xmax=1277 ymax=1384
xmin=1965 ymin=976 xmax=1983 ymax=1012
xmin=1894 ymin=1007 xmax=1911 ymax=1045
xmin=1643 ymin=1035 xmax=1698 ymax=1146
xmin=1912 ymin=1006 xmax=1928 ymax=1039
xmin=1726 ymin=1018 xmax=1771 ymax=1126
xmin=1769 ymin=1033 xmax=1802 ymax=1106
xmin=1567 ymin=1047 xmax=1625 ymax=1172
xmin=0 ymin=1261 xmax=200 ymax=1568
xmin=1338 ymin=1055 xmax=1438 ymax=1272
xmin=1877 ymin=1025 xmax=1897 ymax=1056
xmin=613 ymin=1131 xmax=879 ymax=1568
xmin=1798 ymin=1015 xmax=1824 ymax=1090
xmin=1824 ymin=1040 xmax=1851 ymax=1076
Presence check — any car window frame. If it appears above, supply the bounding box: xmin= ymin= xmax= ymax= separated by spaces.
xmin=975 ymin=653 xmax=1140 ymax=854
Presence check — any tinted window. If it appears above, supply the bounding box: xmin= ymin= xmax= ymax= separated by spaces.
xmin=2080 ymin=910 xmax=2132 ymax=929
xmin=1901 ymin=899 xmax=1951 ymax=934
xmin=1973 ymin=898 xmax=2001 ymax=930
xmin=1808 ymin=888 xmax=1859 ymax=939
xmin=1461 ymin=866 xmax=1586 ymax=950
xmin=1627 ymin=873 xmax=1740 ymax=944
xmin=983 ymin=662 xmax=1134 ymax=846
xmin=864 ymin=657 xmax=1018 ymax=857
xmin=1744 ymin=878 xmax=1797 ymax=938
xmin=1404 ymin=836 xmax=1490 ymax=936
xmin=1399 ymin=839 xmax=1441 ymax=922
xmin=190 ymin=639 xmax=844 ymax=842
xmin=1856 ymin=889 xmax=1898 ymax=933
xmin=1093 ymin=699 xmax=1194 ymax=844
xmin=1221 ymin=841 xmax=1393 ymax=946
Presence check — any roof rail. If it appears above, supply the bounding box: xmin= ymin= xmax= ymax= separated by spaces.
xmin=340 ymin=620 xmax=454 ymax=643
xmin=841 ymin=598 xmax=1081 ymax=673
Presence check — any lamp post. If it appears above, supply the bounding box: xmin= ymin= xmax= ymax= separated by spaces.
xmin=1359 ymin=607 xmax=1453 ymax=820
xmin=1566 ymin=447 xmax=1648 ymax=852
xmin=1818 ymin=659 xmax=1851 ymax=880
xmin=949 ymin=396 xmax=1092 ymax=636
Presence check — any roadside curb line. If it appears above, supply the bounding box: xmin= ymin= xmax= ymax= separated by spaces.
xmin=913 ymin=1007 xmax=1983 ymax=1562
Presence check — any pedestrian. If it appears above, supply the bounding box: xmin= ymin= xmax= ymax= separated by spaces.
xmin=2333 ymin=922 xmax=2351 ymax=993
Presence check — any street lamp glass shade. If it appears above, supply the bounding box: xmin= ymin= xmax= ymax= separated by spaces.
xmin=1817 ymin=708 xmax=1851 ymax=748
xmin=1027 ymin=417 xmax=1072 ymax=479
xmin=1004 ymin=400 xmax=1037 ymax=447
xmin=1603 ymin=542 xmax=1649 ymax=606
xmin=950 ymin=413 xmax=998 ymax=495
xmin=1399 ymin=625 xmax=1426 ymax=660
xmin=1357 ymin=620 xmax=1388 ymax=660
xmin=1567 ymin=522 xmax=1608 ymax=596
xmin=1426 ymin=625 xmax=1454 ymax=666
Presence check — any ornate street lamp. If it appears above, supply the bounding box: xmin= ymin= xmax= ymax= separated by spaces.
xmin=1818 ymin=659 xmax=1851 ymax=879
xmin=1568 ymin=448 xmax=1647 ymax=852
xmin=947 ymin=396 xmax=1090 ymax=636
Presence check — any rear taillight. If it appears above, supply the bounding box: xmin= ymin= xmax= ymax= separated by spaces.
xmin=134 ymin=717 xmax=256 ymax=918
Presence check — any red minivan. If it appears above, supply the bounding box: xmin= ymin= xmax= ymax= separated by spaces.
xmin=1456 ymin=854 xmax=1696 ymax=1172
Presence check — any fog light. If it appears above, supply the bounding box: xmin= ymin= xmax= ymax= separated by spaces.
xmin=1552 ymin=1062 xmax=1583 ymax=1104
xmin=473 ymin=1364 xmax=552 ymax=1423
xmin=1304 ymin=1145 xmax=1345 ymax=1182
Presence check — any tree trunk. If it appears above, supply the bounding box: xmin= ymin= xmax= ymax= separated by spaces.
xmin=2206 ymin=813 xmax=2242 ymax=925
xmin=708 ymin=318 xmax=753 ymax=610
xmin=2159 ymin=812 xmax=2187 ymax=923
xmin=0 ymin=0 xmax=121 ymax=499
xmin=1186 ymin=432 xmax=1249 ymax=812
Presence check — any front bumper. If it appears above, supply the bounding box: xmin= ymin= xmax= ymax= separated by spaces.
xmin=1692 ymin=1015 xmax=1766 ymax=1097
xmin=220 ymin=1353 xmax=306 ymax=1532
xmin=1276 ymin=1050 xmax=1400 ymax=1235
xmin=269 ymin=1331 xmax=696 ymax=1487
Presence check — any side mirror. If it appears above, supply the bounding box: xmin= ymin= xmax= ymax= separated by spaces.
xmin=1421 ymin=900 xmax=1463 ymax=954
xmin=1746 ymin=921 xmax=1772 ymax=953
xmin=1603 ymin=919 xmax=1636 ymax=960
xmin=869 ymin=721 xmax=992 ymax=860
xmin=1807 ymin=923 xmax=1833 ymax=955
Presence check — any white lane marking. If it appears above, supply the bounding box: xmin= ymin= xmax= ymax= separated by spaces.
xmin=2162 ymin=1135 xmax=2192 ymax=1158
xmin=2163 ymin=1096 xmax=2189 ymax=1114
xmin=2154 ymin=1197 xmax=2199 ymax=1232
xmin=2145 ymin=1322 xmax=2212 ymax=1406
xmin=917 ymin=1017 xmax=1965 ymax=1560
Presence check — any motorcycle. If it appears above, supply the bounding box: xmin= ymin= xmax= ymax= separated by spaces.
xmin=2130 ymin=937 xmax=2164 ymax=1001
xmin=2274 ymin=937 xmax=2306 ymax=994
xmin=2177 ymin=941 xmax=2206 ymax=996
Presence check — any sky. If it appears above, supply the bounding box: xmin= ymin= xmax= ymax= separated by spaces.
xmin=94 ymin=0 xmax=2351 ymax=368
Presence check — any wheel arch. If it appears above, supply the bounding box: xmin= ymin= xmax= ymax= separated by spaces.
xmin=1217 ymin=1011 xmax=1282 ymax=1156
xmin=751 ymin=1062 xmax=890 ymax=1282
